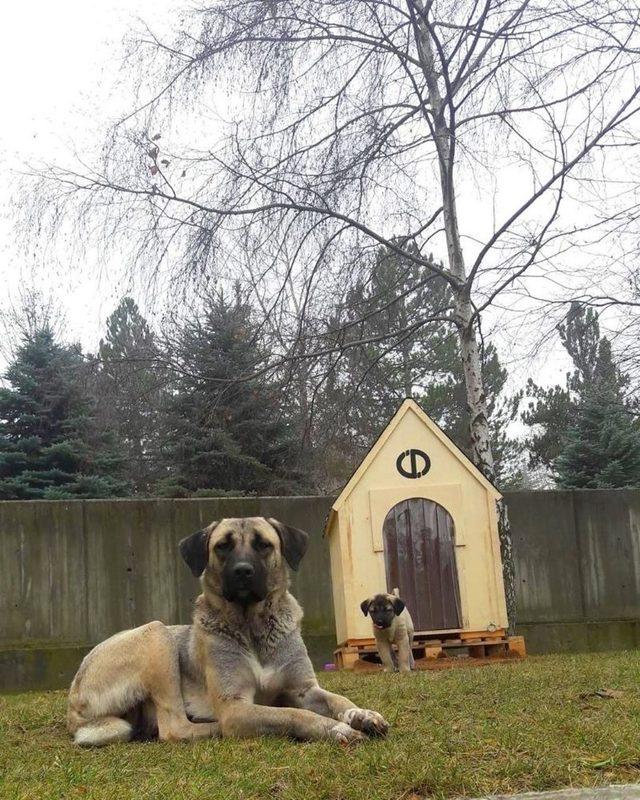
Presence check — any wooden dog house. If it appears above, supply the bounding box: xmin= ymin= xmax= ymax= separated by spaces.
xmin=325 ymin=399 xmax=524 ymax=668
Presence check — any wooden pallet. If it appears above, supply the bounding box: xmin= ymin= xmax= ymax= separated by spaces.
xmin=334 ymin=630 xmax=525 ymax=670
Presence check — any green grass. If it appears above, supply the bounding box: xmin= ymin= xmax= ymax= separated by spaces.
xmin=2 ymin=652 xmax=640 ymax=800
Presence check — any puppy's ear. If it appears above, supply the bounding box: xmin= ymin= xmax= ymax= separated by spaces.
xmin=268 ymin=519 xmax=309 ymax=571
xmin=392 ymin=597 xmax=405 ymax=616
xmin=360 ymin=599 xmax=371 ymax=616
xmin=179 ymin=527 xmax=213 ymax=577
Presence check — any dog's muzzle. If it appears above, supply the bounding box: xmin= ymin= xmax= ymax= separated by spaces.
xmin=223 ymin=560 xmax=267 ymax=604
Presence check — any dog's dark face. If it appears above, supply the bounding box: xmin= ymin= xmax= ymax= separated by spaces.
xmin=179 ymin=517 xmax=309 ymax=606
xmin=360 ymin=593 xmax=405 ymax=630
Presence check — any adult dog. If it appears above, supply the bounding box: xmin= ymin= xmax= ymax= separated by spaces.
xmin=68 ymin=517 xmax=389 ymax=746
xmin=360 ymin=590 xmax=415 ymax=672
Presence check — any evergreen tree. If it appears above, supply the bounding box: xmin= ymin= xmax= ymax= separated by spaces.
xmin=0 ymin=326 xmax=129 ymax=499
xmin=312 ymin=245 xmax=520 ymax=489
xmin=158 ymin=288 xmax=304 ymax=496
xmin=520 ymin=381 xmax=574 ymax=470
xmin=521 ymin=303 xmax=601 ymax=469
xmin=555 ymin=339 xmax=640 ymax=488
xmin=96 ymin=297 xmax=163 ymax=493
xmin=522 ymin=304 xmax=640 ymax=487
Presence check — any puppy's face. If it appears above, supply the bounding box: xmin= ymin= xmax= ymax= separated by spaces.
xmin=179 ymin=517 xmax=309 ymax=606
xmin=360 ymin=593 xmax=405 ymax=630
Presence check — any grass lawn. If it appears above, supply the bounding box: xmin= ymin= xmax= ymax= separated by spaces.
xmin=1 ymin=652 xmax=640 ymax=800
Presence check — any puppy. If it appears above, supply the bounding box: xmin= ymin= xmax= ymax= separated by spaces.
xmin=360 ymin=589 xmax=415 ymax=672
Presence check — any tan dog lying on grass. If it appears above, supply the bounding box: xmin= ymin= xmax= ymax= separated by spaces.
xmin=360 ymin=589 xmax=415 ymax=672
xmin=67 ymin=517 xmax=389 ymax=746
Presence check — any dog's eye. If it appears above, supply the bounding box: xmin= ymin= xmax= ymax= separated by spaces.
xmin=214 ymin=539 xmax=233 ymax=555
xmin=253 ymin=538 xmax=272 ymax=552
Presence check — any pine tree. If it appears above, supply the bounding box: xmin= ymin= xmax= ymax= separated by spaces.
xmin=158 ymin=288 xmax=304 ymax=496
xmin=96 ymin=297 xmax=163 ymax=493
xmin=522 ymin=303 xmax=640 ymax=488
xmin=0 ymin=326 xmax=129 ymax=499
xmin=555 ymin=339 xmax=640 ymax=488
xmin=520 ymin=304 xmax=602 ymax=470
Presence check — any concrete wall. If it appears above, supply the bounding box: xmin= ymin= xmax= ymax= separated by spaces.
xmin=508 ymin=489 xmax=640 ymax=653
xmin=0 ymin=496 xmax=334 ymax=644
xmin=1 ymin=490 xmax=640 ymax=691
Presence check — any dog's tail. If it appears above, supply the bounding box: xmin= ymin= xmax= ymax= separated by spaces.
xmin=392 ymin=587 xmax=400 ymax=597
xmin=72 ymin=716 xmax=133 ymax=747
xmin=67 ymin=678 xmax=134 ymax=747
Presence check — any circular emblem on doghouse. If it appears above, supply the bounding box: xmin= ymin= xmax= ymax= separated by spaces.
xmin=396 ymin=449 xmax=431 ymax=479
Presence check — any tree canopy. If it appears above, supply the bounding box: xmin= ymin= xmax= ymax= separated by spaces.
xmin=0 ymin=326 xmax=129 ymax=499
xmin=156 ymin=288 xmax=305 ymax=497
xmin=522 ymin=304 xmax=640 ymax=488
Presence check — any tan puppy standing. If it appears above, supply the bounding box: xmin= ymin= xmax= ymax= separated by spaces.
xmin=360 ymin=589 xmax=415 ymax=672
xmin=67 ymin=517 xmax=389 ymax=746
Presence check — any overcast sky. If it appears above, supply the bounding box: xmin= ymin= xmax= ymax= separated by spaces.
xmin=0 ymin=0 xmax=574 ymax=390
xmin=0 ymin=0 xmax=177 ymax=350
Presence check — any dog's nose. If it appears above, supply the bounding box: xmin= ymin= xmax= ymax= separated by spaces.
xmin=233 ymin=562 xmax=255 ymax=580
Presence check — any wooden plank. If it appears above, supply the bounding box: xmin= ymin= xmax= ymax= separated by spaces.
xmin=383 ymin=504 xmax=400 ymax=600
xmin=334 ymin=648 xmax=360 ymax=670
xmin=347 ymin=637 xmax=377 ymax=647
xmin=413 ymin=627 xmax=462 ymax=636
xmin=438 ymin=502 xmax=463 ymax=628
xmin=412 ymin=495 xmax=429 ymax=623
xmin=507 ymin=635 xmax=527 ymax=657
xmin=460 ymin=628 xmax=506 ymax=640
xmin=334 ymin=642 xmax=525 ymax=672
xmin=383 ymin=498 xmax=462 ymax=632
xmin=344 ymin=628 xmax=502 ymax=648
xmin=425 ymin=499 xmax=444 ymax=627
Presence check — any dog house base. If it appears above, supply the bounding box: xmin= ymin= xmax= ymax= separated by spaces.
xmin=333 ymin=630 xmax=525 ymax=670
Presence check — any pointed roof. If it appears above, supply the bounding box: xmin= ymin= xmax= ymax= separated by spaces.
xmin=331 ymin=398 xmax=501 ymax=514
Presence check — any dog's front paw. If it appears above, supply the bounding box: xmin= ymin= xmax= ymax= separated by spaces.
xmin=340 ymin=707 xmax=389 ymax=737
xmin=328 ymin=721 xmax=366 ymax=744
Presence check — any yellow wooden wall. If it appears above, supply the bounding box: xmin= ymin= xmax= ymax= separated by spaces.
xmin=327 ymin=402 xmax=508 ymax=644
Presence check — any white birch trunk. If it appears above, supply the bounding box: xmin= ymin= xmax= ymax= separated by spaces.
xmin=410 ymin=0 xmax=516 ymax=629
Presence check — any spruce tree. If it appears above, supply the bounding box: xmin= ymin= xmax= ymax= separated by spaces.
xmin=522 ymin=303 xmax=640 ymax=488
xmin=158 ymin=288 xmax=303 ymax=496
xmin=555 ymin=339 xmax=640 ymax=488
xmin=0 ymin=326 xmax=129 ymax=499
xmin=96 ymin=297 xmax=163 ymax=493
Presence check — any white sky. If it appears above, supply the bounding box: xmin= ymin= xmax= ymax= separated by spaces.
xmin=0 ymin=0 xmax=574 ymax=391
xmin=0 ymin=0 xmax=177 ymax=351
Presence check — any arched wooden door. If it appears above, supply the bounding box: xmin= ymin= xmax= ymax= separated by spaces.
xmin=383 ymin=498 xmax=462 ymax=631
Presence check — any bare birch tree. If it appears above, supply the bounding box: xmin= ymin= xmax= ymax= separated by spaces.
xmin=28 ymin=0 xmax=640 ymax=623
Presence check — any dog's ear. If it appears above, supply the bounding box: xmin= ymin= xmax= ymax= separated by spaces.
xmin=179 ymin=527 xmax=213 ymax=577
xmin=268 ymin=519 xmax=309 ymax=571
xmin=360 ymin=599 xmax=371 ymax=616
xmin=392 ymin=597 xmax=405 ymax=616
